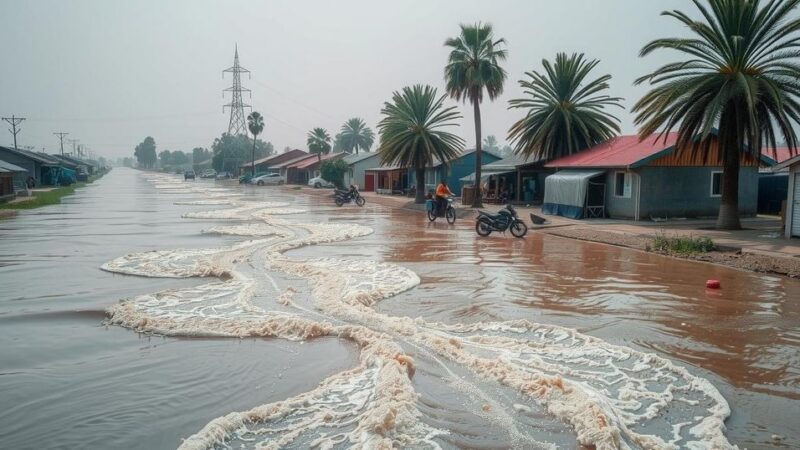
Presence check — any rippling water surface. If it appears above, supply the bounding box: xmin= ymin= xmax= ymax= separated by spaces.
xmin=1 ymin=168 xmax=798 ymax=449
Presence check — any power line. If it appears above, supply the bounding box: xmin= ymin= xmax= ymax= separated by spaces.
xmin=53 ymin=132 xmax=69 ymax=155
xmin=68 ymin=138 xmax=79 ymax=156
xmin=2 ymin=115 xmax=26 ymax=150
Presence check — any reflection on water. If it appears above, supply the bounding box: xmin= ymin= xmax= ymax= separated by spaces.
xmin=1 ymin=168 xmax=798 ymax=449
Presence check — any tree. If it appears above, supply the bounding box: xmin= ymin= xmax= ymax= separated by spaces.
xmin=192 ymin=147 xmax=211 ymax=164
xmin=211 ymin=133 xmax=273 ymax=173
xmin=307 ymin=128 xmax=331 ymax=154
xmin=134 ymin=136 xmax=157 ymax=168
xmin=332 ymin=133 xmax=345 ymax=152
xmin=247 ymin=111 xmax=265 ymax=176
xmin=633 ymin=0 xmax=800 ymax=230
xmin=500 ymin=144 xmax=514 ymax=158
xmin=158 ymin=150 xmax=172 ymax=168
xmin=171 ymin=150 xmax=189 ymax=166
xmin=339 ymin=118 xmax=375 ymax=154
xmin=507 ymin=53 xmax=623 ymax=161
xmin=377 ymin=84 xmax=464 ymax=203
xmin=320 ymin=158 xmax=350 ymax=188
xmin=483 ymin=135 xmax=500 ymax=155
xmin=444 ymin=22 xmax=507 ymax=207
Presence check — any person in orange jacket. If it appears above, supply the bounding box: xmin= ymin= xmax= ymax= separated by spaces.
xmin=435 ymin=179 xmax=454 ymax=215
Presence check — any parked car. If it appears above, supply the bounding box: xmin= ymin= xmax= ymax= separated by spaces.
xmin=251 ymin=173 xmax=285 ymax=186
xmin=215 ymin=171 xmax=232 ymax=180
xmin=184 ymin=170 xmax=196 ymax=180
xmin=308 ymin=176 xmax=335 ymax=188
xmin=239 ymin=171 xmax=268 ymax=184
xmin=199 ymin=169 xmax=217 ymax=179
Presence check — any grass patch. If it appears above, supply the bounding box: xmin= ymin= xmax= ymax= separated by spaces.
xmin=651 ymin=232 xmax=715 ymax=254
xmin=0 ymin=169 xmax=110 ymax=211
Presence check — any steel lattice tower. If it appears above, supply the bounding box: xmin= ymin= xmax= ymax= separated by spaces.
xmin=222 ymin=45 xmax=251 ymax=136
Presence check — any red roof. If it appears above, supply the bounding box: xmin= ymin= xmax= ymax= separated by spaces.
xmin=290 ymin=153 xmax=341 ymax=169
xmin=762 ymin=147 xmax=797 ymax=164
xmin=545 ymin=134 xmax=679 ymax=169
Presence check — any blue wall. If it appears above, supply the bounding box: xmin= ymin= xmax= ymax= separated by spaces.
xmin=410 ymin=151 xmax=501 ymax=196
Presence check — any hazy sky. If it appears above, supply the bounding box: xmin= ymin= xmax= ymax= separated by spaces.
xmin=2 ymin=0 xmax=700 ymax=159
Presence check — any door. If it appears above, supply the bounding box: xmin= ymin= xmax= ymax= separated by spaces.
xmin=364 ymin=173 xmax=375 ymax=191
xmin=792 ymin=173 xmax=800 ymax=237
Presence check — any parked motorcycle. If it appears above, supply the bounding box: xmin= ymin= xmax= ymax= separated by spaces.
xmin=426 ymin=197 xmax=456 ymax=224
xmin=334 ymin=187 xmax=366 ymax=207
xmin=475 ymin=204 xmax=527 ymax=238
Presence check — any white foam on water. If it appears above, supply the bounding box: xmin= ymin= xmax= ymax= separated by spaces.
xmin=104 ymin=199 xmax=737 ymax=450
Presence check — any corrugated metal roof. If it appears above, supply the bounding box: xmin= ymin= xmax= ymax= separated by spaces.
xmin=761 ymin=147 xmax=798 ymax=165
xmin=0 ymin=159 xmax=28 ymax=173
xmin=292 ymin=153 xmax=343 ymax=169
xmin=545 ymin=134 xmax=679 ymax=169
xmin=270 ymin=154 xmax=318 ymax=169
xmin=343 ymin=152 xmax=378 ymax=165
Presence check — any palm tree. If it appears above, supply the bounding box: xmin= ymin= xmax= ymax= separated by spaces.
xmin=377 ymin=84 xmax=464 ymax=203
xmin=444 ymin=22 xmax=507 ymax=207
xmin=339 ymin=118 xmax=375 ymax=154
xmin=507 ymin=53 xmax=624 ymax=161
xmin=633 ymin=0 xmax=800 ymax=230
xmin=247 ymin=112 xmax=264 ymax=176
xmin=307 ymin=128 xmax=331 ymax=154
xmin=483 ymin=135 xmax=500 ymax=154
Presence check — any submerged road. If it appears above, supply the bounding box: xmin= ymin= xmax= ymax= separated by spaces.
xmin=1 ymin=168 xmax=798 ymax=449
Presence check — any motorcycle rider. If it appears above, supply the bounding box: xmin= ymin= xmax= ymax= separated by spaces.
xmin=435 ymin=179 xmax=454 ymax=215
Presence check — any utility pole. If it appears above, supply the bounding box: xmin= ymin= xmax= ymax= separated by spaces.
xmin=2 ymin=115 xmax=26 ymax=150
xmin=54 ymin=132 xmax=69 ymax=155
xmin=68 ymin=139 xmax=79 ymax=156
xmin=223 ymin=44 xmax=251 ymax=136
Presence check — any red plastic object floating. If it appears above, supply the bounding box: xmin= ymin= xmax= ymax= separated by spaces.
xmin=706 ymin=279 xmax=721 ymax=289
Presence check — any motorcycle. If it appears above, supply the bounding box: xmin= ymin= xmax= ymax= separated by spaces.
xmin=475 ymin=204 xmax=528 ymax=238
xmin=334 ymin=187 xmax=366 ymax=207
xmin=426 ymin=197 xmax=456 ymax=224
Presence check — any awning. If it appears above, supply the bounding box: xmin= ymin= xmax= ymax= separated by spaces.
xmin=0 ymin=160 xmax=28 ymax=173
xmin=365 ymin=166 xmax=406 ymax=172
xmin=459 ymin=168 xmax=514 ymax=183
xmin=542 ymin=170 xmax=605 ymax=219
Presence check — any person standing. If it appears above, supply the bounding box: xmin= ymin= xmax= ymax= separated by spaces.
xmin=25 ymin=176 xmax=35 ymax=197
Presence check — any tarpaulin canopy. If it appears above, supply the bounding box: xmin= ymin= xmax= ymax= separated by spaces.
xmin=459 ymin=168 xmax=513 ymax=183
xmin=542 ymin=170 xmax=605 ymax=219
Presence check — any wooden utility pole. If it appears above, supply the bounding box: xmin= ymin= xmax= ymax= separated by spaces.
xmin=53 ymin=132 xmax=69 ymax=155
xmin=2 ymin=115 xmax=26 ymax=150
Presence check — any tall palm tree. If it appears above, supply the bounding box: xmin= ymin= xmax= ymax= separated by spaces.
xmin=307 ymin=127 xmax=331 ymax=154
xmin=444 ymin=22 xmax=507 ymax=207
xmin=378 ymin=84 xmax=464 ymax=203
xmin=633 ymin=0 xmax=800 ymax=230
xmin=247 ymin=112 xmax=264 ymax=176
xmin=340 ymin=118 xmax=375 ymax=154
xmin=507 ymin=53 xmax=623 ymax=161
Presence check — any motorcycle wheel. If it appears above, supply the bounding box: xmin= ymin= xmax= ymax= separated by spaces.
xmin=356 ymin=196 xmax=365 ymax=207
xmin=510 ymin=220 xmax=528 ymax=238
xmin=475 ymin=218 xmax=492 ymax=236
xmin=257 ymin=181 xmax=264 ymax=186
xmin=427 ymin=209 xmax=436 ymax=222
xmin=314 ymin=182 xmax=321 ymax=188
xmin=335 ymin=198 xmax=344 ymax=207
xmin=445 ymin=206 xmax=456 ymax=224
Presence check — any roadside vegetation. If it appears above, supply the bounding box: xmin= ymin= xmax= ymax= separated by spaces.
xmin=0 ymin=168 xmax=110 ymax=211
xmin=651 ymin=232 xmax=715 ymax=255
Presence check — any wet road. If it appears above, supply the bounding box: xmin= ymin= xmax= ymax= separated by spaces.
xmin=1 ymin=168 xmax=798 ymax=449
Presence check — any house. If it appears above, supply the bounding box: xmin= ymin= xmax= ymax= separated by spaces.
xmin=0 ymin=159 xmax=28 ymax=201
xmin=239 ymin=149 xmax=308 ymax=174
xmin=758 ymin=147 xmax=796 ymax=215
xmin=542 ymin=133 xmax=770 ymax=220
xmin=342 ymin=152 xmax=381 ymax=191
xmin=409 ymin=148 xmax=502 ymax=196
xmin=287 ymin=153 xmax=345 ymax=185
xmin=364 ymin=165 xmax=409 ymax=194
xmin=460 ymin=153 xmax=551 ymax=204
xmin=773 ymin=154 xmax=800 ymax=238
xmin=0 ymin=146 xmax=71 ymax=186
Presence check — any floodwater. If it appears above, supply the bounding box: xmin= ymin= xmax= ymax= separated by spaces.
xmin=0 ymin=167 xmax=798 ymax=449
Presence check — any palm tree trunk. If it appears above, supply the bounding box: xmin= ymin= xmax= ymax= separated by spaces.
xmin=251 ymin=137 xmax=257 ymax=177
xmin=471 ymin=88 xmax=483 ymax=208
xmin=415 ymin=166 xmax=425 ymax=204
xmin=716 ymin=142 xmax=741 ymax=229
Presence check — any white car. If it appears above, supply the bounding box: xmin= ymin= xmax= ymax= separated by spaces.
xmin=251 ymin=173 xmax=285 ymax=186
xmin=308 ymin=176 xmax=334 ymax=188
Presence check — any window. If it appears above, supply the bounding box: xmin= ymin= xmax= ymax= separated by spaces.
xmin=614 ymin=171 xmax=631 ymax=198
xmin=710 ymin=171 xmax=722 ymax=197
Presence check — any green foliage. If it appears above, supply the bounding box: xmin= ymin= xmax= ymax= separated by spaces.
xmin=633 ymin=0 xmax=800 ymax=229
xmin=307 ymin=128 xmax=331 ymax=154
xmin=483 ymin=135 xmax=499 ymax=154
xmin=508 ymin=53 xmax=623 ymax=161
xmin=320 ymin=158 xmax=349 ymax=188
xmin=192 ymin=147 xmax=211 ymax=164
xmin=652 ymin=233 xmax=715 ymax=254
xmin=377 ymin=84 xmax=464 ymax=203
xmin=134 ymin=136 xmax=157 ymax=168
xmin=247 ymin=112 xmax=265 ymax=137
xmin=444 ymin=22 xmax=508 ymax=104
xmin=211 ymin=133 xmax=274 ymax=172
xmin=339 ymin=118 xmax=375 ymax=154
xmin=159 ymin=150 xmax=189 ymax=168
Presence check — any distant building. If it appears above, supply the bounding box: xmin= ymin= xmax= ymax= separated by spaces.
xmin=773 ymin=154 xmax=800 ymax=238
xmin=239 ymin=149 xmax=308 ymax=174
xmin=409 ymin=148 xmax=502 ymax=196
xmin=0 ymin=146 xmax=71 ymax=186
xmin=342 ymin=152 xmax=380 ymax=191
xmin=0 ymin=159 xmax=28 ymax=201
xmin=288 ymin=153 xmax=344 ymax=185
xmin=542 ymin=133 xmax=771 ymax=220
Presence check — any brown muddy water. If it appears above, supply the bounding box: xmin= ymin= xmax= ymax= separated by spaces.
xmin=0 ymin=167 xmax=797 ymax=449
